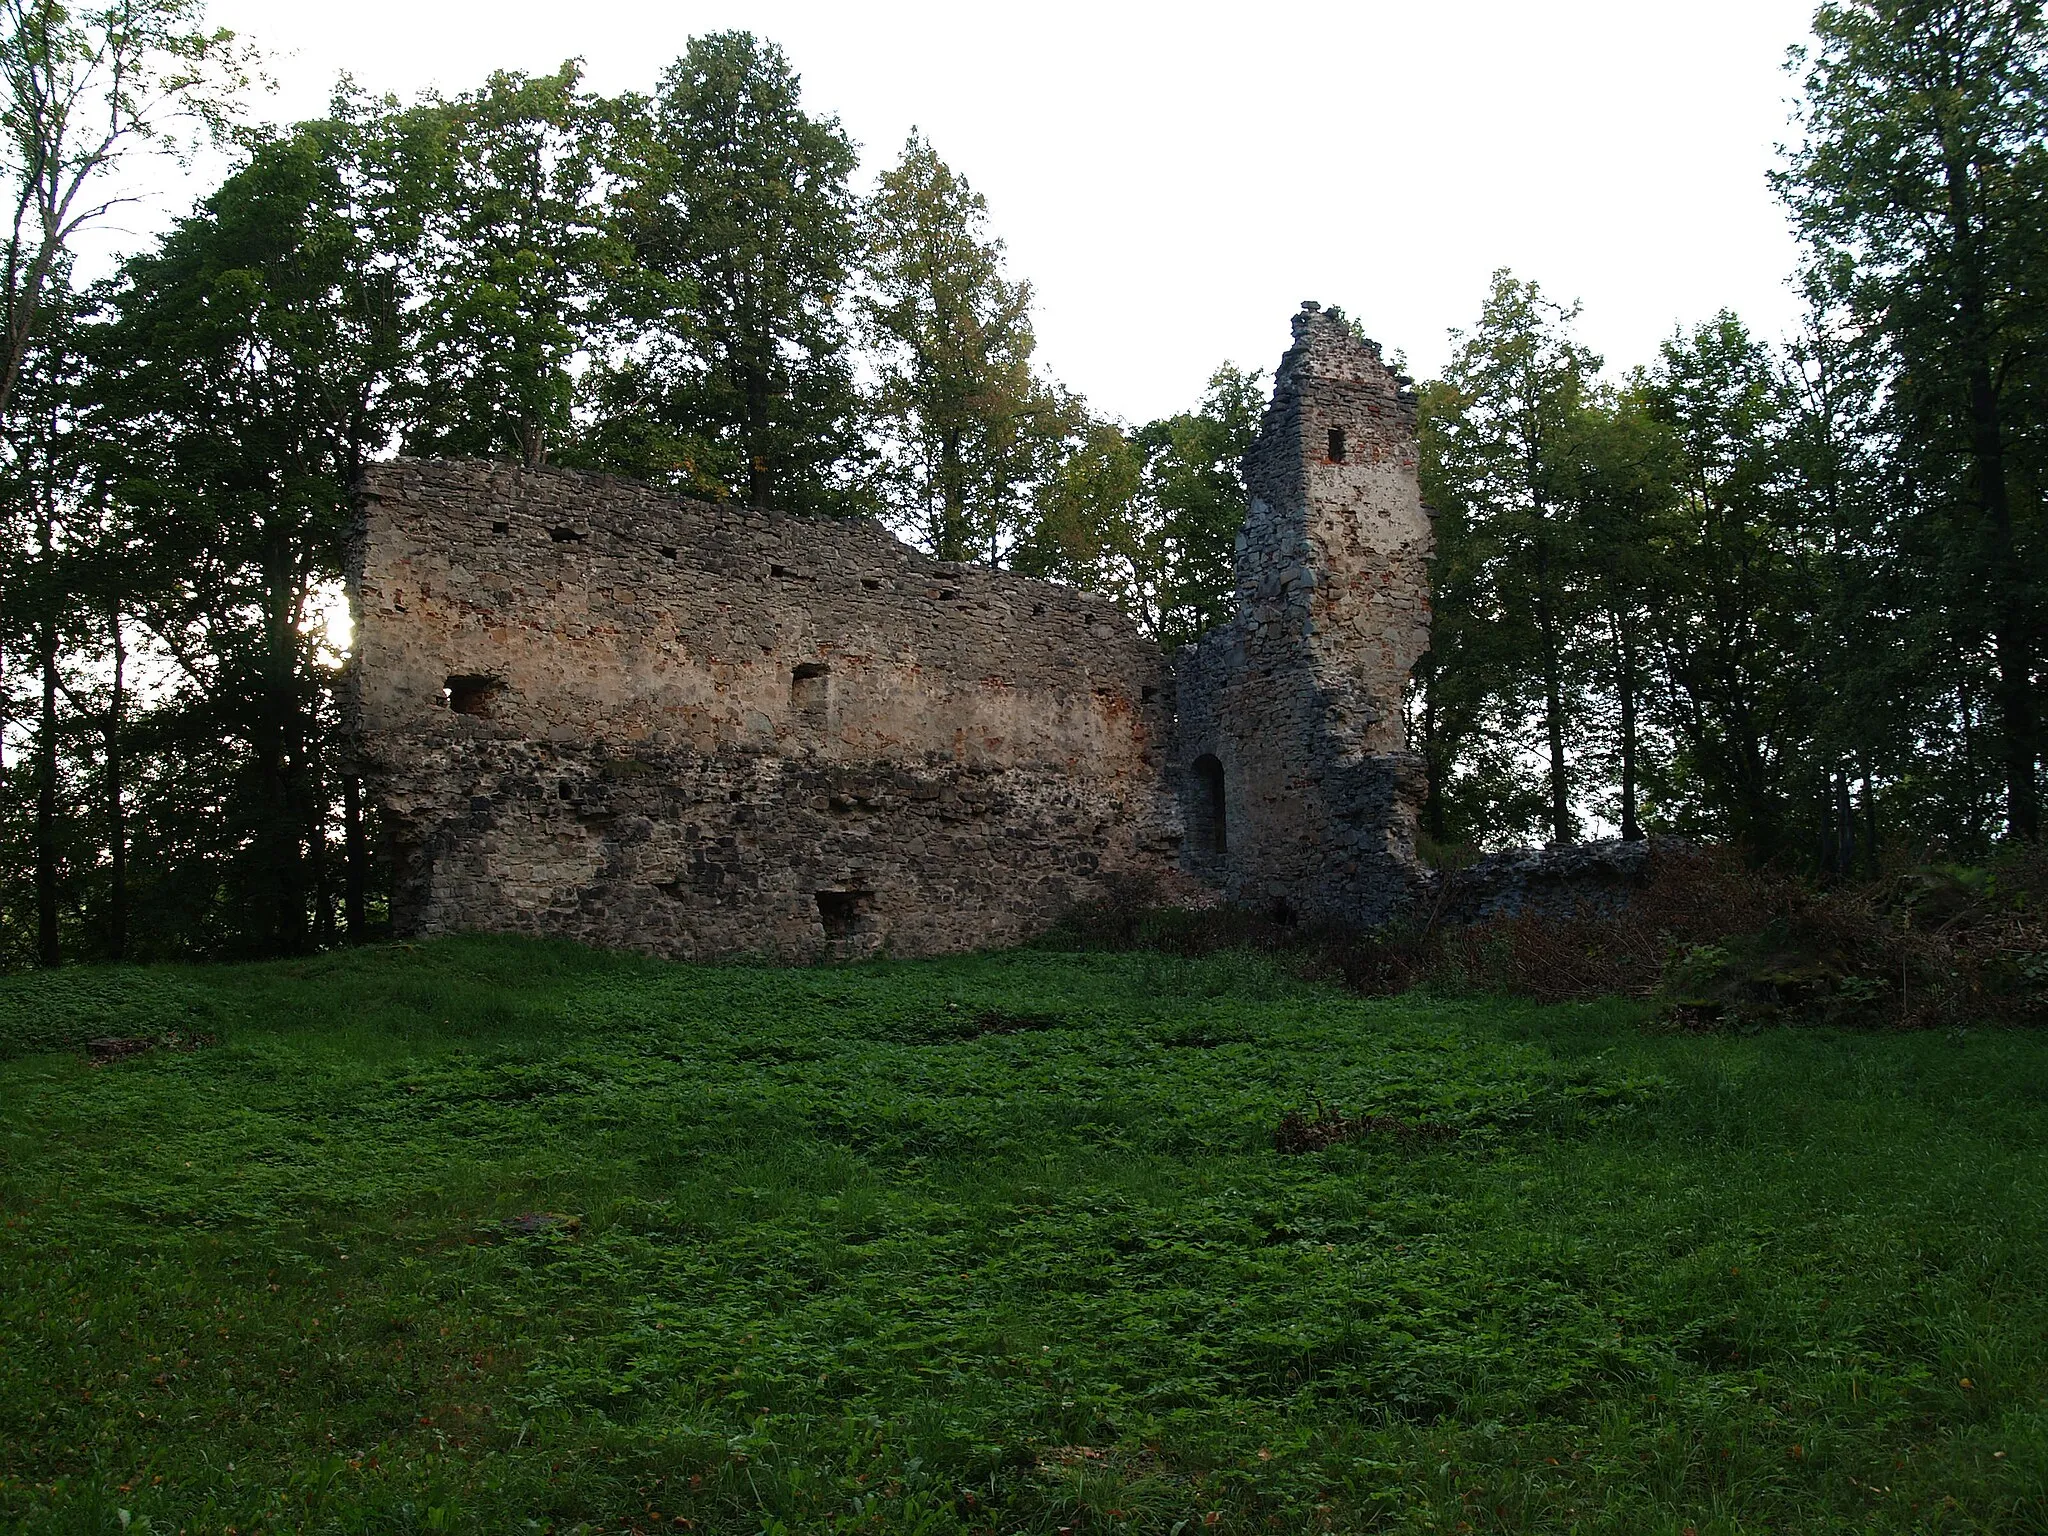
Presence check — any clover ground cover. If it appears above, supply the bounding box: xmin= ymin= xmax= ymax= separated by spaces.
xmin=2 ymin=937 xmax=2044 ymax=1533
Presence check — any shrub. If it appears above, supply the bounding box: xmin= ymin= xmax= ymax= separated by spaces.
xmin=1051 ymin=844 xmax=2048 ymax=1029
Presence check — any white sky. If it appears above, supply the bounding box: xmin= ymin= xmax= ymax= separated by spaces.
xmin=196 ymin=0 xmax=1817 ymax=425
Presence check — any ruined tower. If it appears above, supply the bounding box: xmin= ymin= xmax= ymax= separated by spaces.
xmin=1170 ymin=302 xmax=1434 ymax=924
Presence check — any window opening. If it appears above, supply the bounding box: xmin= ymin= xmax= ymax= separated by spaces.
xmin=546 ymin=526 xmax=584 ymax=543
xmin=1192 ymin=754 xmax=1228 ymax=855
xmin=444 ymin=674 xmax=503 ymax=718
xmin=816 ymin=889 xmax=872 ymax=939
xmin=1328 ymin=427 xmax=1346 ymax=463
xmin=792 ymin=661 xmax=831 ymax=728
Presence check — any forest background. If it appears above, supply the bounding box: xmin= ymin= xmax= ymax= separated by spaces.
xmin=1 ymin=0 xmax=2043 ymax=968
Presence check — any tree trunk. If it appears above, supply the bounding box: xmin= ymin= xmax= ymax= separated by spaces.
xmin=1834 ymin=766 xmax=1857 ymax=877
xmin=260 ymin=531 xmax=309 ymax=955
xmin=310 ymin=740 xmax=333 ymax=950
xmin=743 ymin=344 xmax=774 ymax=511
xmin=257 ymin=726 xmax=307 ymax=954
xmin=1422 ymin=664 xmax=1447 ymax=848
xmin=35 ymin=614 xmax=59 ymax=967
xmin=1858 ymin=746 xmax=1878 ymax=878
xmin=1960 ymin=669 xmax=1984 ymax=850
xmin=1940 ymin=133 xmax=2036 ymax=839
xmin=1532 ymin=541 xmax=1571 ymax=845
xmin=1819 ymin=770 xmax=1838 ymax=876
xmin=107 ymin=605 xmax=126 ymax=961
xmin=1615 ymin=607 xmax=1641 ymax=842
xmin=938 ymin=425 xmax=966 ymax=562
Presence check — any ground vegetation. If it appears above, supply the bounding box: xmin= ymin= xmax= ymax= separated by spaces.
xmin=2 ymin=937 xmax=2044 ymax=1533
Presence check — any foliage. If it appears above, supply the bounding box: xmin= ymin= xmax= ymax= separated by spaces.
xmin=1638 ymin=315 xmax=1816 ymax=849
xmin=1013 ymin=365 xmax=1264 ymax=649
xmin=399 ymin=63 xmax=617 ymax=469
xmin=1655 ymin=843 xmax=2048 ymax=1030
xmin=860 ymin=130 xmax=1044 ymax=563
xmin=1129 ymin=364 xmax=1264 ymax=646
xmin=1420 ymin=273 xmax=1603 ymax=848
xmin=80 ymin=119 xmax=405 ymax=957
xmin=586 ymin=32 xmax=865 ymax=514
xmin=0 ymin=0 xmax=254 ymax=419
xmin=2 ymin=939 xmax=2044 ymax=1533
xmin=1066 ymin=839 xmax=2048 ymax=1037
xmin=1778 ymin=0 xmax=2048 ymax=843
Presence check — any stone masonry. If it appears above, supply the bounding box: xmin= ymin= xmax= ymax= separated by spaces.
xmin=344 ymin=304 xmax=1434 ymax=959
xmin=1172 ymin=303 xmax=1434 ymax=926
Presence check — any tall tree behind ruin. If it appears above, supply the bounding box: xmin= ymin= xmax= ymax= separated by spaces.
xmin=1778 ymin=0 xmax=2048 ymax=841
xmin=0 ymin=0 xmax=251 ymax=963
xmin=398 ymin=64 xmax=617 ymax=470
xmin=590 ymin=32 xmax=865 ymax=516
xmin=0 ymin=282 xmax=92 ymax=966
xmin=1566 ymin=380 xmax=1680 ymax=845
xmin=860 ymin=130 xmax=1041 ymax=562
xmin=84 ymin=121 xmax=408 ymax=955
xmin=1007 ymin=367 xmax=1263 ymax=644
xmin=1416 ymin=376 xmax=1554 ymax=854
xmin=0 ymin=0 xmax=251 ymax=425
xmin=1427 ymin=272 xmax=1601 ymax=847
xmin=1011 ymin=389 xmax=1146 ymax=594
xmin=1777 ymin=262 xmax=1916 ymax=868
xmin=1134 ymin=364 xmax=1263 ymax=647
xmin=1638 ymin=316 xmax=1822 ymax=852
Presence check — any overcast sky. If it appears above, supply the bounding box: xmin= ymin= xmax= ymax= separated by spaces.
xmin=200 ymin=0 xmax=1819 ymax=425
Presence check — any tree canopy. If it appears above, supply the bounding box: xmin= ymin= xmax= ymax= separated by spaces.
xmin=5 ymin=0 xmax=2048 ymax=964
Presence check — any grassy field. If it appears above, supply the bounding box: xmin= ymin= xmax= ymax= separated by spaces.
xmin=1 ymin=938 xmax=2044 ymax=1535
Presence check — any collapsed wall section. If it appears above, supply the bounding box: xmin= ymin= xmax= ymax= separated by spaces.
xmin=345 ymin=461 xmax=1185 ymax=960
xmin=1172 ymin=303 xmax=1433 ymax=925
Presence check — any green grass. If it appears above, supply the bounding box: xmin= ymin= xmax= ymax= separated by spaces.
xmin=1 ymin=937 xmax=2044 ymax=1535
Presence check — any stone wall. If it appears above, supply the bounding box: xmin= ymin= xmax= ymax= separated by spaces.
xmin=345 ymin=304 xmax=1443 ymax=959
xmin=1433 ymin=839 xmax=1656 ymax=923
xmin=1170 ymin=304 xmax=1434 ymax=926
xmin=344 ymin=462 xmax=1186 ymax=960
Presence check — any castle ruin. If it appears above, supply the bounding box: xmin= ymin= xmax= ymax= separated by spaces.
xmin=344 ymin=304 xmax=1434 ymax=958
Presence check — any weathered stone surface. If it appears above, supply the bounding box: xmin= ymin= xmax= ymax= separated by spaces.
xmin=345 ymin=462 xmax=1187 ymax=960
xmin=343 ymin=304 xmax=1440 ymax=958
xmin=1434 ymin=839 xmax=1656 ymax=923
xmin=1171 ymin=304 xmax=1434 ymax=926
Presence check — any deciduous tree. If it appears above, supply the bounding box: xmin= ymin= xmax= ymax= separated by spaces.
xmin=860 ymin=130 xmax=1040 ymax=561
xmin=593 ymin=32 xmax=863 ymax=515
xmin=401 ymin=63 xmax=616 ymax=470
xmin=1778 ymin=0 xmax=2048 ymax=839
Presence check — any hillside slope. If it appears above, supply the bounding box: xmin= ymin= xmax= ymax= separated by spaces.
xmin=3 ymin=938 xmax=2044 ymax=1533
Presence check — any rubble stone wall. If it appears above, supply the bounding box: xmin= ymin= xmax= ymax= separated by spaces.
xmin=1433 ymin=839 xmax=1656 ymax=923
xmin=1170 ymin=304 xmax=1434 ymax=925
xmin=345 ymin=462 xmax=1186 ymax=961
xmin=345 ymin=305 xmax=1443 ymax=960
